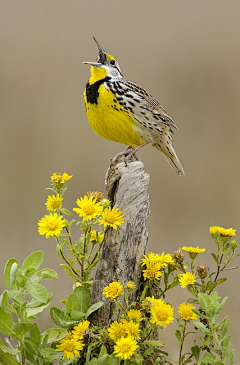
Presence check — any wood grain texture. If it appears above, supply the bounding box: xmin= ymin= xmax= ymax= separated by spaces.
xmin=91 ymin=160 xmax=150 ymax=326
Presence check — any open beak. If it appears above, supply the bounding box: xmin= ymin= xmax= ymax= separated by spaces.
xmin=82 ymin=61 xmax=103 ymax=67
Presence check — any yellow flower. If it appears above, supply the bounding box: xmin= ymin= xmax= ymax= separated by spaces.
xmin=51 ymin=172 xmax=72 ymax=185
xmin=209 ymin=226 xmax=236 ymax=237
xmin=73 ymin=195 xmax=103 ymax=221
xmin=178 ymin=272 xmax=196 ymax=288
xmin=45 ymin=194 xmax=63 ymax=212
xmin=55 ymin=337 xmax=84 ymax=360
xmin=108 ymin=321 xmax=127 ymax=341
xmin=103 ymin=282 xmax=123 ymax=299
xmin=72 ymin=282 xmax=82 ymax=290
xmin=182 ymin=246 xmax=206 ymax=254
xmin=113 ymin=335 xmax=138 ymax=360
xmin=141 ymin=252 xmax=160 ymax=266
xmin=121 ymin=319 xmax=140 ymax=339
xmin=72 ymin=320 xmax=90 ymax=340
xmin=142 ymin=262 xmax=162 ymax=280
xmin=178 ymin=303 xmax=197 ymax=321
xmin=150 ymin=300 xmax=174 ymax=327
xmin=182 ymin=246 xmax=206 ymax=259
xmin=231 ymin=240 xmax=238 ymax=249
xmin=90 ymin=230 xmax=104 ymax=243
xmin=126 ymin=309 xmax=143 ymax=322
xmin=125 ymin=281 xmax=135 ymax=291
xmin=99 ymin=206 xmax=124 ymax=230
xmin=156 ymin=252 xmax=174 ymax=268
xmin=38 ymin=213 xmax=65 ymax=238
xmin=144 ymin=296 xmax=162 ymax=307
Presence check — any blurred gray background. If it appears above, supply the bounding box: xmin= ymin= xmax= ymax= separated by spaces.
xmin=1 ymin=1 xmax=240 ymax=362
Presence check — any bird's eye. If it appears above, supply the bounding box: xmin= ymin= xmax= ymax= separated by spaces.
xmin=110 ymin=60 xmax=116 ymax=65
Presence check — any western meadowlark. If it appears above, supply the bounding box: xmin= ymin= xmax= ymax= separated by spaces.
xmin=83 ymin=38 xmax=184 ymax=178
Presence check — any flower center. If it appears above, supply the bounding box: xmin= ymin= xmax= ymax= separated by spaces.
xmin=47 ymin=222 xmax=59 ymax=231
xmin=83 ymin=204 xmax=96 ymax=216
xmin=104 ymin=212 xmax=116 ymax=224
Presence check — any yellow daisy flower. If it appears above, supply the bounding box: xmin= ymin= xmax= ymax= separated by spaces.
xmin=150 ymin=300 xmax=174 ymax=328
xmin=141 ymin=252 xmax=161 ymax=266
xmin=103 ymin=282 xmax=123 ymax=299
xmin=38 ymin=213 xmax=65 ymax=238
xmin=121 ymin=319 xmax=140 ymax=339
xmin=113 ymin=335 xmax=138 ymax=360
xmin=55 ymin=337 xmax=84 ymax=360
xmin=73 ymin=195 xmax=103 ymax=221
xmin=90 ymin=230 xmax=104 ymax=243
xmin=209 ymin=226 xmax=236 ymax=237
xmin=125 ymin=281 xmax=135 ymax=291
xmin=142 ymin=262 xmax=162 ymax=280
xmin=125 ymin=309 xmax=143 ymax=322
xmin=108 ymin=321 xmax=127 ymax=341
xmin=51 ymin=172 xmax=72 ymax=185
xmin=72 ymin=320 xmax=90 ymax=340
xmin=178 ymin=303 xmax=198 ymax=321
xmin=182 ymin=246 xmax=206 ymax=254
xmin=156 ymin=252 xmax=174 ymax=268
xmin=45 ymin=193 xmax=63 ymax=212
xmin=99 ymin=206 xmax=124 ymax=230
xmin=178 ymin=272 xmax=196 ymax=288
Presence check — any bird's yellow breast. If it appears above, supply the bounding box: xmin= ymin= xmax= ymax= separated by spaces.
xmin=84 ymin=83 xmax=143 ymax=147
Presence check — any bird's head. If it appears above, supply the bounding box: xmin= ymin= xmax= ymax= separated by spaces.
xmin=83 ymin=38 xmax=122 ymax=81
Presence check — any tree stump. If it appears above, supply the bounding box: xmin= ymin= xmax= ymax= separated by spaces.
xmin=91 ymin=160 xmax=150 ymax=327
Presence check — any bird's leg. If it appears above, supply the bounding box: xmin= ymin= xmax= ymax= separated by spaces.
xmin=105 ymin=144 xmax=149 ymax=188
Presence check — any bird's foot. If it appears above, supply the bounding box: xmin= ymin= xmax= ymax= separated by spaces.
xmin=105 ymin=144 xmax=147 ymax=188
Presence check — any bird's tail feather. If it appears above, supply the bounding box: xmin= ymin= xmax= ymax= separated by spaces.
xmin=163 ymin=153 xmax=185 ymax=176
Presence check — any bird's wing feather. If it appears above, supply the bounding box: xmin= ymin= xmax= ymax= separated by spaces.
xmin=119 ymin=79 xmax=177 ymax=129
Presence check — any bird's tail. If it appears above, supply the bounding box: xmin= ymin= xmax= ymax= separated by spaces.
xmin=163 ymin=153 xmax=185 ymax=176
xmin=153 ymin=126 xmax=185 ymax=176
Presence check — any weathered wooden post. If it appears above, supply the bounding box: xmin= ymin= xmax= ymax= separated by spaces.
xmin=91 ymin=159 xmax=150 ymax=327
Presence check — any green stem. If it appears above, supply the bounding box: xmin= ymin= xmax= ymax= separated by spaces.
xmin=178 ymin=321 xmax=187 ymax=364
xmin=19 ymin=304 xmax=26 ymax=364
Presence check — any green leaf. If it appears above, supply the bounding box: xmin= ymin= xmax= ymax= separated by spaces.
xmin=192 ymin=320 xmax=211 ymax=335
xmin=66 ymin=294 xmax=79 ymax=314
xmin=191 ymin=345 xmax=200 ymax=361
xmin=219 ymin=316 xmax=230 ymax=339
xmin=4 ymin=259 xmax=19 ymax=289
xmin=0 ymin=307 xmax=16 ymax=338
xmin=98 ymin=345 xmax=107 ymax=358
xmin=30 ymin=323 xmax=41 ymax=345
xmin=221 ymin=335 xmax=231 ymax=359
xmin=229 ymin=349 xmax=235 ymax=365
xmin=73 ymin=286 xmax=91 ymax=313
xmin=0 ymin=349 xmax=21 ymax=365
xmin=50 ymin=307 xmax=77 ymax=329
xmin=0 ymin=291 xmax=13 ymax=314
xmin=22 ymin=251 xmax=44 ymax=271
xmin=0 ymin=339 xmax=19 ymax=355
xmin=206 ymin=281 xmax=216 ymax=291
xmin=60 ymin=208 xmax=70 ymax=216
xmin=143 ymin=340 xmax=164 ymax=347
xmin=201 ymin=352 xmax=224 ymax=364
xmin=13 ymin=322 xmax=34 ymax=335
xmin=211 ymin=253 xmax=220 ymax=265
xmin=33 ymin=269 xmax=58 ymax=280
xmin=10 ymin=263 xmax=19 ymax=286
xmin=8 ymin=290 xmax=25 ymax=304
xmin=24 ymin=337 xmax=38 ymax=356
xmin=26 ymin=298 xmax=52 ymax=318
xmin=175 ymin=330 xmax=182 ymax=345
xmin=216 ymin=278 xmax=227 ymax=286
xmin=25 ymin=281 xmax=48 ymax=303
xmin=70 ymin=310 xmax=86 ymax=321
xmin=42 ymin=328 xmax=67 ymax=343
xmin=85 ymin=301 xmax=104 ymax=318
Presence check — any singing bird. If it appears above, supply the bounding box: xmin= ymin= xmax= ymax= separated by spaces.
xmin=83 ymin=38 xmax=184 ymax=177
